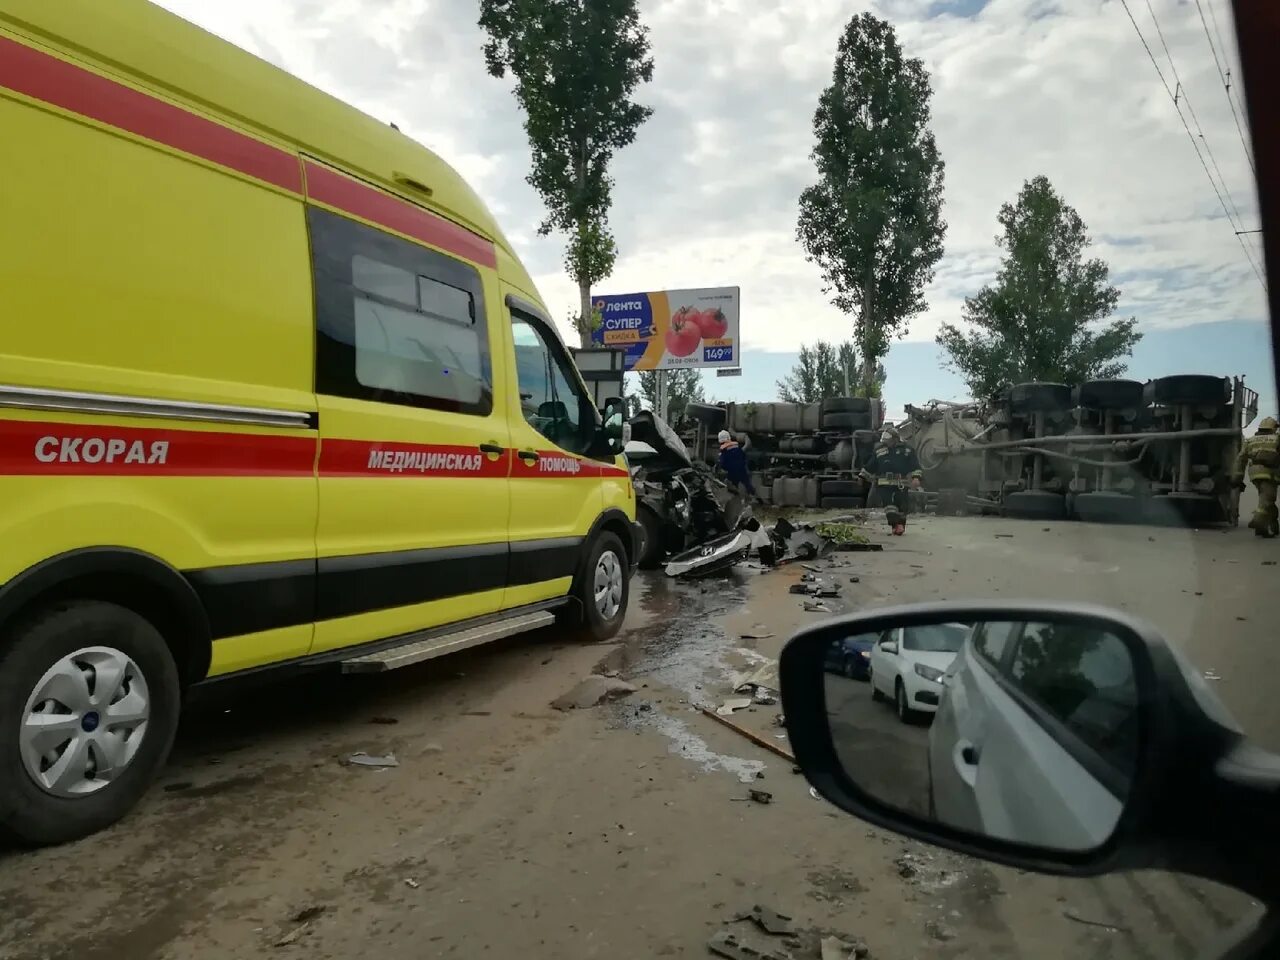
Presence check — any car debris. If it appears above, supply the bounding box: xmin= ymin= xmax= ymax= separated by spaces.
xmin=751 ymin=692 xmax=777 ymax=706
xmin=716 ymin=698 xmax=754 ymax=716
xmin=803 ymin=600 xmax=832 ymax=613
xmin=344 ymin=752 xmax=399 ymax=768
xmin=821 ymin=935 xmax=864 ymax=960
xmin=731 ymin=904 xmax=795 ymax=936
xmin=748 ymin=788 xmax=773 ymax=804
xmin=403 ymin=878 xmax=420 ymax=889
xmin=699 ymin=706 xmax=795 ymax=762
xmin=707 ymin=930 xmax=792 ymax=960
xmin=665 ymin=529 xmax=755 ymax=578
xmin=550 ymin=675 xmax=638 ymax=710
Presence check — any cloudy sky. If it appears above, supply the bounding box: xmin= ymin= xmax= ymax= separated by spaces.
xmin=155 ymin=0 xmax=1272 ymax=418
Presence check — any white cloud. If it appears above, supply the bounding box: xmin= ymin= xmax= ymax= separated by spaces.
xmin=155 ymin=0 xmax=1266 ymax=356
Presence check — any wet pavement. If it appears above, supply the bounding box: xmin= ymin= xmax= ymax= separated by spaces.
xmin=0 ymin=509 xmax=1272 ymax=959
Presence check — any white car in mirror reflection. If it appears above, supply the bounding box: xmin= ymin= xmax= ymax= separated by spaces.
xmin=868 ymin=623 xmax=970 ymax=723
xmin=927 ymin=621 xmax=1139 ymax=851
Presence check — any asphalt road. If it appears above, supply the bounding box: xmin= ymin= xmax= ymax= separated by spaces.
xmin=0 ymin=507 xmax=1274 ymax=960
xmin=825 ymin=671 xmax=931 ymax=819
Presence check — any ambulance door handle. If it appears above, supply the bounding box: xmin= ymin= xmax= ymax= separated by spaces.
xmin=479 ymin=442 xmax=504 ymax=456
xmin=517 ymin=449 xmax=540 ymax=463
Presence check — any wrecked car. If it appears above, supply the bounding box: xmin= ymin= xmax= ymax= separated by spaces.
xmin=626 ymin=411 xmax=749 ymax=569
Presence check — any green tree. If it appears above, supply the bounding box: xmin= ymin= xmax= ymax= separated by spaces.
xmin=776 ymin=340 xmax=886 ymax=402
xmin=480 ymin=0 xmax=654 ymax=347
xmin=632 ymin=368 xmax=705 ymax=424
xmin=936 ymin=176 xmax=1142 ymax=400
xmin=796 ymin=13 xmax=946 ymax=394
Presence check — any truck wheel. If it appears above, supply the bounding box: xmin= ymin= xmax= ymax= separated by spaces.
xmin=636 ymin=508 xmax=664 ymax=569
xmin=821 ymin=411 xmax=873 ymax=431
xmin=1009 ymin=382 xmax=1072 ymax=414
xmin=1003 ymin=490 xmax=1068 ymax=520
xmin=821 ymin=479 xmax=860 ymax=497
xmin=0 ymin=601 xmax=181 ymax=845
xmin=822 ymin=397 xmax=872 ymax=414
xmin=1144 ymin=375 xmax=1227 ymax=407
xmin=1074 ymin=379 xmax=1145 ymax=411
xmin=568 ymin=531 xmax=630 ymax=642
xmin=821 ymin=496 xmax=866 ymax=509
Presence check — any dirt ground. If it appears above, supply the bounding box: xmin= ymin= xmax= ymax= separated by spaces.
xmin=1 ymin=505 xmax=1276 ymax=960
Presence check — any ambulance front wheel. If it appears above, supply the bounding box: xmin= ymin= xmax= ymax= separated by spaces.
xmin=0 ymin=600 xmax=181 ymax=845
xmin=563 ymin=531 xmax=630 ymax=642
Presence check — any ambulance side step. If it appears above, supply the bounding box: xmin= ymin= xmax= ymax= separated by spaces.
xmin=340 ymin=610 xmax=557 ymax=673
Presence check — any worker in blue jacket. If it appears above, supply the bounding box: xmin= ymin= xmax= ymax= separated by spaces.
xmin=717 ymin=430 xmax=761 ymax=502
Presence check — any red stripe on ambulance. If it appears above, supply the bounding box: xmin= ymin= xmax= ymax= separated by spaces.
xmin=0 ymin=419 xmax=313 ymax=476
xmin=319 ymin=439 xmax=509 ymax=478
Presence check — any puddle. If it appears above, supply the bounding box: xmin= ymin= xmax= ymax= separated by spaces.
xmin=613 ymin=706 xmax=764 ymax=782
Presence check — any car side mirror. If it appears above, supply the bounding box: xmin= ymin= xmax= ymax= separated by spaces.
xmin=781 ymin=602 xmax=1280 ymax=902
xmin=880 ymin=641 xmax=898 ymax=654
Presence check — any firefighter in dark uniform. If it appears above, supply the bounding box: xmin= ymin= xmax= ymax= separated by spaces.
xmin=1232 ymin=415 xmax=1280 ymax=537
xmin=860 ymin=425 xmax=923 ymax=535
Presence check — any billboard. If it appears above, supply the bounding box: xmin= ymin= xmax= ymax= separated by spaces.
xmin=589 ymin=286 xmax=740 ymax=371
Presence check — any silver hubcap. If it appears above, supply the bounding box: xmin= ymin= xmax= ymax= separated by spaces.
xmin=593 ymin=549 xmax=624 ymax=621
xmin=21 ymin=646 xmax=151 ymax=797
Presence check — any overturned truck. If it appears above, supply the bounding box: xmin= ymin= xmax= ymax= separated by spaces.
xmin=684 ymin=397 xmax=887 ymax=509
xmin=899 ymin=375 xmax=1259 ymax=525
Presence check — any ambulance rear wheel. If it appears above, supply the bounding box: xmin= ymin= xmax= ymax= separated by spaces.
xmin=0 ymin=601 xmax=181 ymax=845
xmin=565 ymin=531 xmax=630 ymax=642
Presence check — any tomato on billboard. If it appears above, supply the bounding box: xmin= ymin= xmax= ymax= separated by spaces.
xmin=588 ymin=286 xmax=740 ymax=371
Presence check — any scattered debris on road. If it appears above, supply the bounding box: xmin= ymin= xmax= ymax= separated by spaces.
xmin=731 ymin=904 xmax=794 ymax=935
xmin=994 ymin=533 xmax=1014 ymax=538
xmin=803 ymin=600 xmax=832 ymax=613
xmin=820 ymin=934 xmax=866 ymax=960
xmin=747 ymin=788 xmax=773 ymax=804
xmin=808 ymin=786 xmax=821 ymax=801
xmin=403 ymin=878 xmax=419 ymax=889
xmin=699 ymin=706 xmax=796 ymax=762
xmin=707 ymin=930 xmax=791 ymax=960
xmin=739 ymin=631 xmax=774 ymax=639
xmin=716 ymin=698 xmax=754 ymax=716
xmin=1063 ymin=909 xmax=1128 ymax=933
xmin=924 ymin=919 xmax=956 ymax=942
xmin=344 ymin=752 xmax=398 ymax=768
xmin=1204 ymin=669 xmax=1222 ymax=681
xmin=550 ymin=675 xmax=637 ymax=710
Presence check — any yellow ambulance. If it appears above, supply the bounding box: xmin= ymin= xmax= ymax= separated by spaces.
xmin=0 ymin=0 xmax=637 ymax=844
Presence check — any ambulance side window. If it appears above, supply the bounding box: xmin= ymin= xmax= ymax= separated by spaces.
xmin=511 ymin=312 xmax=593 ymax=455
xmin=309 ymin=206 xmax=493 ymax=415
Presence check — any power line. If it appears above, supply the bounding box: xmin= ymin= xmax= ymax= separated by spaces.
xmin=1193 ymin=0 xmax=1256 ymax=177
xmin=1118 ymin=0 xmax=1266 ymax=290
xmin=1142 ymin=0 xmax=1249 ymax=237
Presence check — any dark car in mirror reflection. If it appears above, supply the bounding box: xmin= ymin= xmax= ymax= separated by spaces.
xmin=823 ymin=633 xmax=876 ymax=680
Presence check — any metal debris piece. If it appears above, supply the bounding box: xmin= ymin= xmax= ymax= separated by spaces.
xmin=275 ymin=923 xmax=311 ymax=947
xmin=1062 ymin=909 xmax=1128 ymax=933
xmin=752 ymin=693 xmax=777 ymax=706
xmin=789 ymin=583 xmax=810 ymax=595
xmin=403 ymin=878 xmax=420 ymax=889
xmin=345 ymin=752 xmax=398 ymax=768
xmin=809 ymin=786 xmax=821 ymax=800
xmin=550 ymin=675 xmax=637 ymax=710
xmin=994 ymin=533 xmax=1014 ymax=538
xmin=1204 ymin=670 xmax=1222 ymax=681
xmin=739 ymin=631 xmax=774 ymax=640
xmin=803 ymin=600 xmax=831 ymax=612
xmin=817 ymin=586 xmax=842 ymax=598
xmin=707 ymin=930 xmax=791 ymax=960
xmin=801 ymin=563 xmax=822 ymax=572
xmin=731 ymin=904 xmax=794 ymax=935
xmin=716 ymin=698 xmax=754 ymax=716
